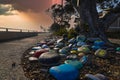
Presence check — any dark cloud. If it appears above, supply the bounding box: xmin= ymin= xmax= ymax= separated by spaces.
xmin=0 ymin=0 xmax=52 ymax=12
xmin=0 ymin=4 xmax=15 ymax=15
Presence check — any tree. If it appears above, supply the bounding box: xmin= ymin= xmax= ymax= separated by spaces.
xmin=47 ymin=0 xmax=120 ymax=45
xmin=71 ymin=0 xmax=120 ymax=45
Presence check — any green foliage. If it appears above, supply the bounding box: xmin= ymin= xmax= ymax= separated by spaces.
xmin=53 ymin=27 xmax=68 ymax=36
xmin=50 ymin=23 xmax=61 ymax=32
xmin=68 ymin=28 xmax=78 ymax=39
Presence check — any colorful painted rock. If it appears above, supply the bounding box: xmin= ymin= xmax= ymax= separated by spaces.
xmin=42 ymin=44 xmax=49 ymax=48
xmin=116 ymin=47 xmax=120 ymax=51
xmin=49 ymin=64 xmax=79 ymax=80
xmin=34 ymin=49 xmax=49 ymax=58
xmin=85 ymin=74 xmax=100 ymax=80
xmin=56 ymin=42 xmax=64 ymax=48
xmin=64 ymin=60 xmax=83 ymax=69
xmin=94 ymin=40 xmax=105 ymax=46
xmin=39 ymin=52 xmax=60 ymax=66
xmin=57 ymin=39 xmax=63 ymax=43
xmin=95 ymin=74 xmax=108 ymax=80
xmin=32 ymin=46 xmax=41 ymax=50
xmin=80 ymin=56 xmax=88 ymax=64
xmin=76 ymin=35 xmax=86 ymax=42
xmin=95 ymin=49 xmax=107 ymax=58
xmin=66 ymin=54 xmax=78 ymax=60
xmin=70 ymin=50 xmax=77 ymax=54
xmin=77 ymin=41 xmax=86 ymax=47
xmin=78 ymin=46 xmax=90 ymax=53
xmin=78 ymin=53 xmax=85 ymax=58
xmin=92 ymin=45 xmax=101 ymax=50
xmin=68 ymin=38 xmax=76 ymax=44
xmin=59 ymin=48 xmax=68 ymax=54
xmin=29 ymin=51 xmax=35 ymax=55
xmin=29 ymin=57 xmax=38 ymax=61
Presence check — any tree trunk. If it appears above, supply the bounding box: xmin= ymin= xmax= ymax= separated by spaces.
xmin=73 ymin=0 xmax=113 ymax=45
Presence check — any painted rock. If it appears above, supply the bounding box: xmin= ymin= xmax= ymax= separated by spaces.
xmin=34 ymin=49 xmax=49 ymax=58
xmin=77 ymin=41 xmax=86 ymax=47
xmin=49 ymin=64 xmax=79 ymax=80
xmin=94 ymin=40 xmax=105 ymax=46
xmin=70 ymin=50 xmax=78 ymax=54
xmin=86 ymin=38 xmax=101 ymax=43
xmin=92 ymin=45 xmax=101 ymax=50
xmin=68 ymin=38 xmax=76 ymax=44
xmin=78 ymin=53 xmax=85 ymax=58
xmin=66 ymin=54 xmax=78 ymax=60
xmin=57 ymin=39 xmax=63 ymax=43
xmin=95 ymin=49 xmax=107 ymax=58
xmin=39 ymin=52 xmax=60 ymax=66
xmin=85 ymin=74 xmax=100 ymax=80
xmin=64 ymin=60 xmax=83 ymax=70
xmin=76 ymin=35 xmax=86 ymax=42
xmin=29 ymin=51 xmax=35 ymax=55
xmin=42 ymin=44 xmax=49 ymax=49
xmin=32 ymin=46 xmax=41 ymax=50
xmin=78 ymin=46 xmax=90 ymax=53
xmin=59 ymin=48 xmax=68 ymax=54
xmin=29 ymin=57 xmax=38 ymax=61
xmin=56 ymin=42 xmax=64 ymax=48
xmin=116 ymin=47 xmax=120 ymax=51
xmin=80 ymin=56 xmax=88 ymax=64
xmin=95 ymin=74 xmax=108 ymax=80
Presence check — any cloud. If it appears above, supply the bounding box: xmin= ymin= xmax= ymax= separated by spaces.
xmin=0 ymin=4 xmax=16 ymax=15
xmin=0 ymin=0 xmax=52 ymax=12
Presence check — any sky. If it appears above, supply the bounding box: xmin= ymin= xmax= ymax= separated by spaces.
xmin=0 ymin=0 xmax=61 ymax=32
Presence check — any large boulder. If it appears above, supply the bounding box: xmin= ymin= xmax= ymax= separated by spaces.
xmin=49 ymin=64 xmax=79 ymax=80
xmin=39 ymin=52 xmax=60 ymax=66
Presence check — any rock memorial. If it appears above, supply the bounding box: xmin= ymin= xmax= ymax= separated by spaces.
xmin=21 ymin=35 xmax=120 ymax=80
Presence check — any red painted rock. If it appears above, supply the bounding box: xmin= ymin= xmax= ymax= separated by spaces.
xmin=33 ymin=49 xmax=49 ymax=58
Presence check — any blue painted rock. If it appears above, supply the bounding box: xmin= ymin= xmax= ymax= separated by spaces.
xmin=95 ymin=49 xmax=107 ymax=58
xmin=56 ymin=42 xmax=64 ymax=48
xmin=77 ymin=41 xmax=86 ymax=47
xmin=49 ymin=64 xmax=79 ymax=80
xmin=78 ymin=46 xmax=90 ymax=53
xmin=80 ymin=56 xmax=88 ymax=64
xmin=86 ymin=38 xmax=101 ymax=43
xmin=68 ymin=38 xmax=76 ymax=44
xmin=94 ymin=40 xmax=105 ymax=46
xmin=32 ymin=46 xmax=41 ymax=50
xmin=39 ymin=52 xmax=60 ymax=66
xmin=92 ymin=45 xmax=101 ymax=50
xmin=66 ymin=54 xmax=78 ymax=60
xmin=59 ymin=48 xmax=68 ymax=54
xmin=42 ymin=44 xmax=49 ymax=48
xmin=76 ymin=35 xmax=86 ymax=42
xmin=72 ymin=47 xmax=78 ymax=51
xmin=64 ymin=60 xmax=83 ymax=70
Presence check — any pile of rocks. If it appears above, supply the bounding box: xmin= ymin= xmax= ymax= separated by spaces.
xmin=21 ymin=35 xmax=120 ymax=80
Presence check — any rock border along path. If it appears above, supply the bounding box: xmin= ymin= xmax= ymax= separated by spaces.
xmin=0 ymin=33 xmax=49 ymax=80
